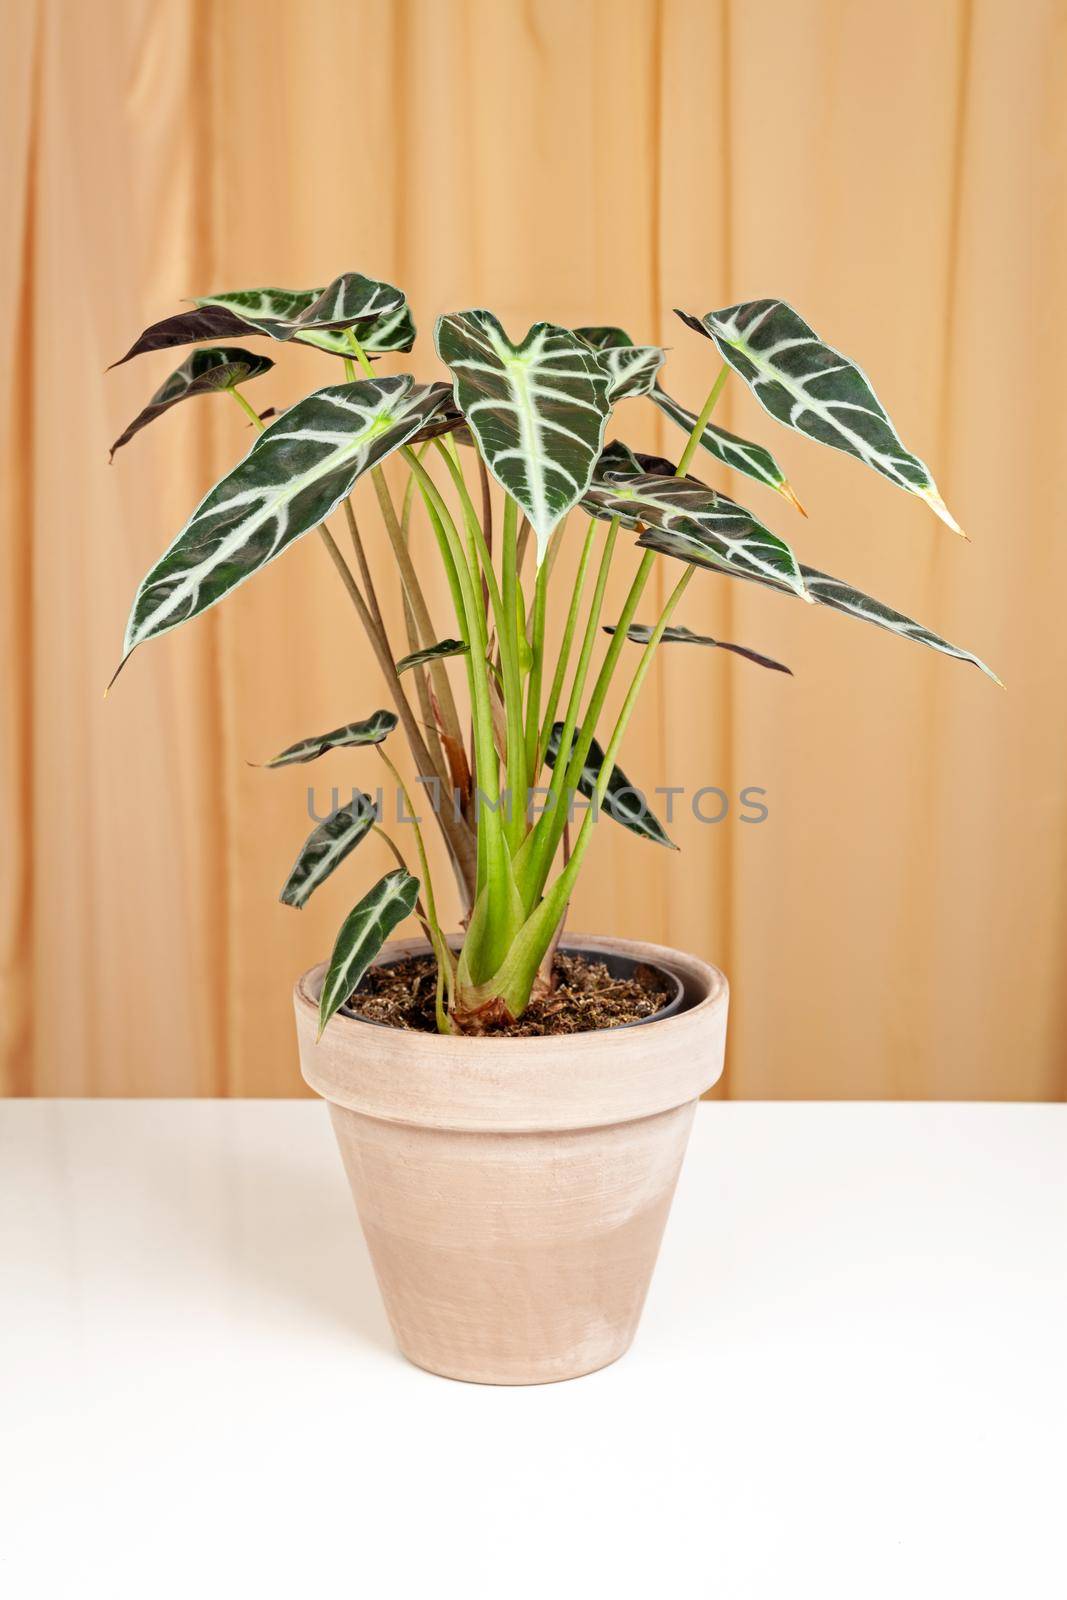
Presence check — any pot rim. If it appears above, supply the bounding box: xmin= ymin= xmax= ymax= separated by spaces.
xmin=294 ymin=933 xmax=729 ymax=1133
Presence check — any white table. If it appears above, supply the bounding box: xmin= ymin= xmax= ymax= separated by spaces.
xmin=2 ymin=1101 xmax=1064 ymax=1599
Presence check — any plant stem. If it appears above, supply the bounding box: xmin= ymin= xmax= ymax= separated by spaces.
xmin=227 ymin=385 xmax=264 ymax=429
xmin=524 ymin=560 xmax=548 ymax=779
xmin=537 ymin=516 xmax=597 ymax=758
xmin=343 ymin=329 xmax=376 ymax=378
xmin=675 ymin=361 xmax=730 ymax=476
xmin=377 ymin=748 xmax=455 ymax=1030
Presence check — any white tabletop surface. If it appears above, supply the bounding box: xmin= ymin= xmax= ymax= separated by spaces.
xmin=2 ymin=1100 xmax=1065 ymax=1599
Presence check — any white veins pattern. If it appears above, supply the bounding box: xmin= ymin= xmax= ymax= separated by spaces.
xmin=280 ymin=794 xmax=378 ymax=910
xmin=544 ymin=723 xmax=676 ymax=850
xmin=649 ymin=385 xmax=793 ymax=499
xmin=193 ymin=275 xmax=414 ymax=357
xmin=265 ymin=710 xmax=398 ymax=767
xmin=435 ymin=310 xmax=613 ymax=557
xmin=641 ymin=525 xmax=999 ymax=682
xmin=319 ymin=869 xmax=421 ymax=1032
xmin=677 ymin=300 xmax=960 ymax=530
xmin=583 ymin=468 xmax=809 ymax=600
xmin=573 ymin=325 xmax=665 ymax=402
xmin=123 ymin=376 xmax=451 ymax=656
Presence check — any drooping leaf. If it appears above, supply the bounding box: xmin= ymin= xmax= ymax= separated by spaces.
xmin=544 ymin=723 xmax=676 ymax=849
xmin=574 ymin=325 xmax=665 ymax=402
xmin=109 ymin=347 xmax=273 ymax=460
xmin=195 ymin=272 xmax=405 ymax=341
xmin=604 ymin=622 xmax=792 ymax=675
xmin=650 ymin=385 xmax=803 ymax=512
xmin=318 ymin=869 xmax=421 ymax=1035
xmin=280 ymin=794 xmax=378 ymax=910
xmin=262 ymin=709 xmax=398 ymax=768
xmin=112 ymin=275 xmax=415 ymax=367
xmin=583 ymin=464 xmax=809 ymax=601
xmin=639 ymin=527 xmax=1000 ymax=681
xmin=435 ymin=310 xmax=612 ymax=562
xmin=111 ymin=306 xmax=260 ymax=367
xmin=119 ymin=376 xmax=451 ymax=664
xmin=595 ymin=439 xmax=679 ymax=479
xmin=395 ymin=638 xmax=469 ymax=675
xmin=676 ymin=300 xmax=960 ymax=531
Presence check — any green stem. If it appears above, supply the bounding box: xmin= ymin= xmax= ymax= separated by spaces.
xmin=377 ymin=749 xmax=455 ymax=1031
xmin=492 ymin=565 xmax=695 ymax=1016
xmin=227 ymin=385 xmax=264 ymax=430
xmin=537 ymin=516 xmax=597 ymax=758
xmin=343 ymin=328 xmax=376 ymax=378
xmin=675 ymin=361 xmax=730 ymax=476
xmin=524 ymin=559 xmax=548 ymax=779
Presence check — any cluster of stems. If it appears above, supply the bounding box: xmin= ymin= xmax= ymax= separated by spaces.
xmin=231 ymin=335 xmax=726 ymax=1032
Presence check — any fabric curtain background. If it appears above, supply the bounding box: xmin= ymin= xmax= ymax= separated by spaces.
xmin=2 ymin=0 xmax=1064 ymax=1098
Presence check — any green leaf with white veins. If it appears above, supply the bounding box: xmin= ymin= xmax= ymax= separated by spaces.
xmin=676 ymin=300 xmax=961 ymax=532
xmin=435 ymin=310 xmax=612 ymax=562
xmin=318 ymin=869 xmax=421 ymax=1036
xmin=196 ymin=273 xmax=404 ymax=342
xmin=605 ymin=622 xmax=792 ymax=675
xmin=582 ymin=465 xmax=810 ymax=601
xmin=395 ymin=639 xmax=469 ymax=675
xmin=109 ymin=347 xmax=273 ymax=460
xmin=262 ymin=710 xmax=398 ymax=767
xmin=574 ymin=325 xmax=665 ymax=402
xmin=638 ymin=526 xmax=1000 ymax=682
xmin=118 ymin=376 xmax=451 ymax=666
xmin=649 ymin=385 xmax=804 ymax=513
xmin=280 ymin=794 xmax=378 ymax=910
xmin=544 ymin=723 xmax=677 ymax=850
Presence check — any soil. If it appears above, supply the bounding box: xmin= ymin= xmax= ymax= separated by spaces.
xmin=343 ymin=951 xmax=673 ymax=1037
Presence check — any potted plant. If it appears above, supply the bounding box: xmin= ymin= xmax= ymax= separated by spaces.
xmin=110 ymin=273 xmax=997 ymax=1383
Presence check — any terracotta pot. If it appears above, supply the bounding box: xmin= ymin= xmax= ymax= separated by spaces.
xmin=294 ymin=933 xmax=728 ymax=1385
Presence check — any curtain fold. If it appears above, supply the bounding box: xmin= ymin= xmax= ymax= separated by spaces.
xmin=3 ymin=0 xmax=1064 ymax=1098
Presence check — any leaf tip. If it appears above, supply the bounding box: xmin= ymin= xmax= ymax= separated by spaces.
xmin=779 ymin=480 xmax=806 ymax=517
xmin=921 ymin=486 xmax=964 ymax=537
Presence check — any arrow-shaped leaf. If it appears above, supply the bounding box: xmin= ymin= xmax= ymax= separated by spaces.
xmin=435 ymin=310 xmax=612 ymax=562
xmin=112 ymin=275 xmax=415 ymax=367
xmin=119 ymin=376 xmax=451 ymax=664
xmin=676 ymin=300 xmax=960 ymax=532
xmin=544 ymin=723 xmax=677 ymax=850
xmin=574 ymin=324 xmax=666 ymax=401
xmin=395 ymin=638 xmax=469 ymax=675
xmin=650 ymin=385 xmax=803 ymax=512
xmin=639 ymin=525 xmax=1000 ymax=681
xmin=583 ymin=463 xmax=809 ymax=601
xmin=604 ymin=622 xmax=792 ymax=675
xmin=262 ymin=709 xmax=398 ymax=767
xmin=109 ymin=347 xmax=273 ymax=460
xmin=318 ymin=869 xmax=421 ymax=1035
xmin=280 ymin=794 xmax=378 ymax=910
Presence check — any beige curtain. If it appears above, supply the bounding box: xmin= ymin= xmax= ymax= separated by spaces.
xmin=3 ymin=0 xmax=1065 ymax=1098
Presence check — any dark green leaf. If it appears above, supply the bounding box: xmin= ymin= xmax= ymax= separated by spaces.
xmin=640 ymin=532 xmax=1000 ymax=682
xmin=119 ymin=377 xmax=451 ymax=664
xmin=262 ymin=710 xmax=398 ymax=768
xmin=280 ymin=794 xmax=378 ymax=910
xmin=544 ymin=723 xmax=677 ymax=849
xmin=395 ymin=639 xmax=469 ymax=675
xmin=650 ymin=385 xmax=803 ymax=512
xmin=574 ymin=324 xmax=665 ymax=401
xmin=583 ymin=462 xmax=808 ymax=600
xmin=435 ymin=310 xmax=612 ymax=561
xmin=318 ymin=869 xmax=421 ymax=1035
xmin=109 ymin=347 xmax=273 ymax=460
xmin=676 ymin=300 xmax=959 ymax=530
xmin=604 ymin=622 xmax=792 ymax=675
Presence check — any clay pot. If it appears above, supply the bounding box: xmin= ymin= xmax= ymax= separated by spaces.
xmin=294 ymin=933 xmax=728 ymax=1385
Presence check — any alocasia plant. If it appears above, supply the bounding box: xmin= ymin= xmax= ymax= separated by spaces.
xmin=110 ymin=276 xmax=998 ymax=1035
